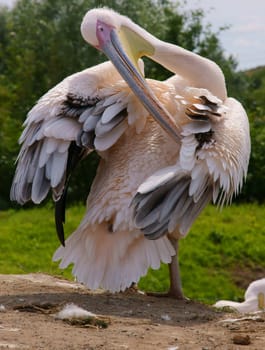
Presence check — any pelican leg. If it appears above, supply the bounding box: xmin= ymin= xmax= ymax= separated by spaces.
xmin=147 ymin=237 xmax=187 ymax=299
xmin=167 ymin=237 xmax=186 ymax=299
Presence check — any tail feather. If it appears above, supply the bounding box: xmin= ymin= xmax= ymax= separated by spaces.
xmin=53 ymin=222 xmax=175 ymax=292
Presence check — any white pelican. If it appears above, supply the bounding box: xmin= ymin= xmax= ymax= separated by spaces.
xmin=11 ymin=8 xmax=250 ymax=298
xmin=214 ymin=279 xmax=265 ymax=313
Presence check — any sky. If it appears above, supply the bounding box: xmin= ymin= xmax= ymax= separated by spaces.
xmin=0 ymin=0 xmax=264 ymax=71
xmin=185 ymin=0 xmax=265 ymax=70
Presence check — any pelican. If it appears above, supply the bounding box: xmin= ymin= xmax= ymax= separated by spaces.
xmin=214 ymin=278 xmax=265 ymax=313
xmin=11 ymin=8 xmax=250 ymax=298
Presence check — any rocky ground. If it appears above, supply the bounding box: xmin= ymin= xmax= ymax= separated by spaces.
xmin=0 ymin=274 xmax=264 ymax=349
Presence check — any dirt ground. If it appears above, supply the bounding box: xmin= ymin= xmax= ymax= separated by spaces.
xmin=0 ymin=274 xmax=265 ymax=350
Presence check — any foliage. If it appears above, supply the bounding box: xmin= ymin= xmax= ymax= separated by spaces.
xmin=1 ymin=203 xmax=265 ymax=303
xmin=239 ymin=67 xmax=265 ymax=202
xmin=1 ymin=0 xmax=260 ymax=208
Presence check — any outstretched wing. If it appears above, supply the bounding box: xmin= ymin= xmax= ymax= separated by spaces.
xmin=132 ymin=88 xmax=250 ymax=240
xmin=10 ymin=61 xmax=138 ymax=244
xmin=10 ymin=61 xmax=130 ymax=204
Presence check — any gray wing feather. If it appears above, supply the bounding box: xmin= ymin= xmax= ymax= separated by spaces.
xmin=135 ymin=204 xmax=162 ymax=228
xmin=143 ymin=221 xmax=170 ymax=240
xmin=132 ymin=167 xmax=214 ymax=239
xmin=133 ymin=179 xmax=177 ymax=227
xmin=167 ymin=194 xmax=193 ymax=233
xmin=94 ymin=119 xmax=127 ymax=151
xmin=95 ymin=111 xmax=125 ymax=137
xmin=50 ymin=151 xmax=68 ymax=188
xmin=31 ymin=166 xmax=50 ymax=204
xmin=179 ymin=187 xmax=212 ymax=234
xmin=11 ymin=67 xmax=130 ymax=205
xmin=83 ymin=114 xmax=99 ymax=132
xmin=159 ymin=178 xmax=190 ymax=222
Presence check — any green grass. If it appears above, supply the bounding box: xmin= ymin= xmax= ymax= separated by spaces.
xmin=0 ymin=205 xmax=85 ymax=279
xmin=1 ymin=203 xmax=265 ymax=304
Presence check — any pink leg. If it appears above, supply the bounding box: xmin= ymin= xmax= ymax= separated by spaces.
xmin=167 ymin=238 xmax=186 ymax=299
xmin=147 ymin=237 xmax=187 ymax=299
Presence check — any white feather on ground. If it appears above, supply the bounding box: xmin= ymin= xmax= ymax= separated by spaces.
xmin=54 ymin=303 xmax=96 ymax=320
xmin=214 ymin=278 xmax=265 ymax=313
xmin=0 ymin=304 xmax=6 ymax=313
xmin=54 ymin=303 xmax=110 ymax=328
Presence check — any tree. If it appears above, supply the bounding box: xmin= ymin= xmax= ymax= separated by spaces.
xmin=240 ymin=67 xmax=265 ymax=202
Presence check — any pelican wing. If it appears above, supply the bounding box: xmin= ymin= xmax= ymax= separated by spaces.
xmin=132 ymin=164 xmax=213 ymax=239
xmin=10 ymin=61 xmax=131 ymax=205
xmin=132 ymin=89 xmax=250 ymax=239
xmin=10 ymin=61 xmax=146 ymax=244
xmin=132 ymin=158 xmax=213 ymax=240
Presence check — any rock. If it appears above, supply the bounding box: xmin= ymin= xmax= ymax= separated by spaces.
xmin=232 ymin=334 xmax=251 ymax=345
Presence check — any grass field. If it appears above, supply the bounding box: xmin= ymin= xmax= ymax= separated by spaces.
xmin=1 ymin=203 xmax=265 ymax=304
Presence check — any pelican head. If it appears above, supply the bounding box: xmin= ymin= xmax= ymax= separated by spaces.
xmin=81 ymin=8 xmax=227 ymax=140
xmin=81 ymin=8 xmax=154 ymax=70
xmin=81 ymin=7 xmax=180 ymax=141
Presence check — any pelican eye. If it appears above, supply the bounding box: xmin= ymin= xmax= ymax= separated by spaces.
xmin=98 ymin=26 xmax=104 ymax=32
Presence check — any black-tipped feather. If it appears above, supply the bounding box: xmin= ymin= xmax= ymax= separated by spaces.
xmin=55 ymin=142 xmax=87 ymax=246
xmin=133 ymin=178 xmax=177 ymax=223
xmin=132 ymin=170 xmax=214 ymax=239
xmin=144 ymin=221 xmax=169 ymax=240
xmin=55 ymin=189 xmax=67 ymax=246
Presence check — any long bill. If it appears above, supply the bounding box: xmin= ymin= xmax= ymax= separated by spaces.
xmin=101 ymin=29 xmax=180 ymax=142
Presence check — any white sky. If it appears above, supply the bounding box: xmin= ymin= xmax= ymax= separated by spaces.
xmin=185 ymin=0 xmax=265 ymax=70
xmin=0 ymin=0 xmax=264 ymax=70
